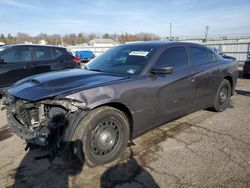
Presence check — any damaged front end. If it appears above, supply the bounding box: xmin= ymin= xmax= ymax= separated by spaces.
xmin=2 ymin=92 xmax=86 ymax=148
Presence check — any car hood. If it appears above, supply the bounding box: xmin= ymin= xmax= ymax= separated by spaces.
xmin=7 ymin=69 xmax=129 ymax=101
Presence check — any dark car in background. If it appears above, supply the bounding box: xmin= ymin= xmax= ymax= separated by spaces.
xmin=75 ymin=50 xmax=95 ymax=63
xmin=243 ymin=53 xmax=250 ymax=77
xmin=0 ymin=44 xmax=81 ymax=93
xmin=2 ymin=42 xmax=238 ymax=167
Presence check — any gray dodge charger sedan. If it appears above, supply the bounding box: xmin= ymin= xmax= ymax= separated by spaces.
xmin=2 ymin=42 xmax=238 ymax=166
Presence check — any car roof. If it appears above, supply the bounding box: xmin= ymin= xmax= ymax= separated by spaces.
xmin=120 ymin=41 xmax=207 ymax=49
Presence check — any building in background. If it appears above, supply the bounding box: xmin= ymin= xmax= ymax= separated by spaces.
xmin=69 ymin=38 xmax=120 ymax=56
xmin=89 ymin=38 xmax=119 ymax=47
xmin=39 ymin=39 xmax=47 ymax=45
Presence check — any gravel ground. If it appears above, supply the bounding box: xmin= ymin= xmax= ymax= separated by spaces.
xmin=0 ymin=76 xmax=249 ymax=188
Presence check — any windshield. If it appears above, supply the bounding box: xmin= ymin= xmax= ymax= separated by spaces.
xmin=85 ymin=45 xmax=155 ymax=75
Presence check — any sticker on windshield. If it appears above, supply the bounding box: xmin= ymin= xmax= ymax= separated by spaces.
xmin=127 ymin=69 xmax=136 ymax=74
xmin=129 ymin=51 xmax=149 ymax=56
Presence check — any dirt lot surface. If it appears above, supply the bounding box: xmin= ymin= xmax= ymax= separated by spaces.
xmin=0 ymin=76 xmax=250 ymax=188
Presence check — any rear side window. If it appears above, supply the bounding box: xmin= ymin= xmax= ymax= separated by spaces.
xmin=189 ymin=47 xmax=210 ymax=66
xmin=0 ymin=47 xmax=31 ymax=63
xmin=34 ymin=47 xmax=53 ymax=60
xmin=51 ymin=48 xmax=63 ymax=59
xmin=155 ymin=47 xmax=188 ymax=71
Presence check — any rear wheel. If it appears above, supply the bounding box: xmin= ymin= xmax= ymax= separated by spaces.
xmin=72 ymin=106 xmax=130 ymax=166
xmin=211 ymin=79 xmax=231 ymax=112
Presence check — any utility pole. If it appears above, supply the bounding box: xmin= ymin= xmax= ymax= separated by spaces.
xmin=170 ymin=23 xmax=172 ymax=40
xmin=61 ymin=35 xmax=64 ymax=46
xmin=205 ymin=26 xmax=210 ymax=41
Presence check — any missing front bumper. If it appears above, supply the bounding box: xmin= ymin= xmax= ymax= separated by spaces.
xmin=6 ymin=109 xmax=49 ymax=146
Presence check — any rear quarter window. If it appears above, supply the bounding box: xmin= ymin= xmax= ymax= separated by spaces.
xmin=208 ymin=50 xmax=217 ymax=62
xmin=51 ymin=48 xmax=64 ymax=59
xmin=66 ymin=48 xmax=75 ymax=56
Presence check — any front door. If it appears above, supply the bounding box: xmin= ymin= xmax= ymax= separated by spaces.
xmin=152 ymin=46 xmax=195 ymax=124
xmin=30 ymin=46 xmax=55 ymax=75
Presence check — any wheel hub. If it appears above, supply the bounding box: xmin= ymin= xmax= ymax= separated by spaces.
xmin=98 ymin=129 xmax=115 ymax=150
xmin=219 ymin=87 xmax=228 ymax=105
xmin=90 ymin=118 xmax=122 ymax=156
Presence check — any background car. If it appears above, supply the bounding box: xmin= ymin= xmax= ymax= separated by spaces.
xmin=75 ymin=50 xmax=95 ymax=63
xmin=243 ymin=53 xmax=250 ymax=78
xmin=0 ymin=44 xmax=81 ymax=93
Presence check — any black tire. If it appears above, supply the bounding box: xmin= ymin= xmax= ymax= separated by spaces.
xmin=211 ymin=79 xmax=231 ymax=112
xmin=72 ymin=106 xmax=130 ymax=166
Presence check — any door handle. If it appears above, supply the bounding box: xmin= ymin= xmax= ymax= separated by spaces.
xmin=191 ymin=79 xmax=195 ymax=82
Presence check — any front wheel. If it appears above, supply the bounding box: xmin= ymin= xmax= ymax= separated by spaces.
xmin=73 ymin=106 xmax=130 ymax=166
xmin=211 ymin=79 xmax=231 ymax=112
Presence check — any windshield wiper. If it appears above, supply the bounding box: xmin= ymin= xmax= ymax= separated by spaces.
xmin=83 ymin=65 xmax=102 ymax=72
xmin=87 ymin=68 xmax=103 ymax=72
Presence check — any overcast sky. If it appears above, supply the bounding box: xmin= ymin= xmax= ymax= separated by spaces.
xmin=0 ymin=0 xmax=250 ymax=37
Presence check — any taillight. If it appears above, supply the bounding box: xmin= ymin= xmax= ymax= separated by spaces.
xmin=72 ymin=57 xmax=81 ymax=64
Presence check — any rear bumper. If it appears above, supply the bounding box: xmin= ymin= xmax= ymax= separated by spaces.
xmin=6 ymin=109 xmax=49 ymax=146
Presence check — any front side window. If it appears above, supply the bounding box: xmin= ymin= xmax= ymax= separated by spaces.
xmin=86 ymin=45 xmax=155 ymax=75
xmin=0 ymin=47 xmax=31 ymax=63
xmin=189 ymin=47 xmax=210 ymax=66
xmin=154 ymin=47 xmax=189 ymax=71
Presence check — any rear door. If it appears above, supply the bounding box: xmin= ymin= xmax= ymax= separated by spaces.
xmin=30 ymin=46 xmax=56 ymax=75
xmin=188 ymin=46 xmax=222 ymax=108
xmin=0 ymin=46 xmax=31 ymax=88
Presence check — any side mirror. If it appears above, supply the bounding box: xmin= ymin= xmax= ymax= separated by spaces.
xmin=151 ymin=66 xmax=173 ymax=74
xmin=0 ymin=58 xmax=4 ymax=64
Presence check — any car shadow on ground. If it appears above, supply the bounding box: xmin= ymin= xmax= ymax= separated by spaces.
xmin=100 ymin=147 xmax=160 ymax=188
xmin=11 ymin=144 xmax=159 ymax=188
xmin=11 ymin=142 xmax=83 ymax=188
